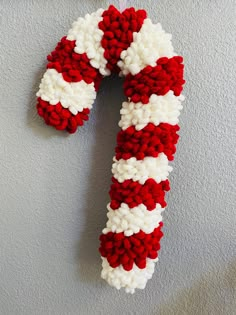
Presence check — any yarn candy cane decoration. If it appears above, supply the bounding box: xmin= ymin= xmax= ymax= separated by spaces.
xmin=36 ymin=5 xmax=185 ymax=293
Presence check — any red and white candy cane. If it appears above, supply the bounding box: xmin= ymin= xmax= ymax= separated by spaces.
xmin=36 ymin=5 xmax=185 ymax=293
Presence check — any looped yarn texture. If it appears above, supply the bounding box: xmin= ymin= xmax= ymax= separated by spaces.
xmin=36 ymin=5 xmax=185 ymax=293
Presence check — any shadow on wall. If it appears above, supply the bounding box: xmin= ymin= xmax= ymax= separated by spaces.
xmin=27 ymin=60 xmax=124 ymax=287
xmin=75 ymin=74 xmax=125 ymax=285
xmin=153 ymin=261 xmax=236 ymax=315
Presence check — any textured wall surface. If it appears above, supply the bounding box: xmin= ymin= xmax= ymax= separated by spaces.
xmin=0 ymin=0 xmax=235 ymax=314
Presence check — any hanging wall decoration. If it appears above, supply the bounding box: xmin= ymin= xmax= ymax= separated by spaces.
xmin=36 ymin=4 xmax=185 ymax=293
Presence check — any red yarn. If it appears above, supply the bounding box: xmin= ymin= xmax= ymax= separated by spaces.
xmin=99 ymin=5 xmax=147 ymax=73
xmin=47 ymin=36 xmax=102 ymax=89
xmin=38 ymin=37 xmax=103 ymax=133
xmin=124 ymin=56 xmax=185 ymax=103
xmin=99 ymin=223 xmax=163 ymax=270
xmin=109 ymin=177 xmax=170 ymax=210
xmin=37 ymin=98 xmax=90 ymax=133
xmin=37 ymin=7 xmax=186 ymax=275
xmin=116 ymin=123 xmax=180 ymax=161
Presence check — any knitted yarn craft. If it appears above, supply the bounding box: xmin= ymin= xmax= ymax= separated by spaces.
xmin=36 ymin=5 xmax=185 ymax=293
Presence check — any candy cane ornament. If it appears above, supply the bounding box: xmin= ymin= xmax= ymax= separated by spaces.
xmin=36 ymin=5 xmax=185 ymax=293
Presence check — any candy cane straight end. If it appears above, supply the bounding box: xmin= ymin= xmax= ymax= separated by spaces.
xmin=36 ymin=5 xmax=185 ymax=293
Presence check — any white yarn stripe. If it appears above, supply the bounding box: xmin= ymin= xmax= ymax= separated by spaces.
xmin=67 ymin=9 xmax=111 ymax=76
xmin=36 ymin=69 xmax=96 ymax=115
xmin=119 ymin=92 xmax=184 ymax=131
xmin=112 ymin=154 xmax=172 ymax=185
xmin=102 ymin=203 xmax=163 ymax=236
xmin=101 ymin=257 xmax=158 ymax=293
xmin=118 ymin=18 xmax=175 ymax=76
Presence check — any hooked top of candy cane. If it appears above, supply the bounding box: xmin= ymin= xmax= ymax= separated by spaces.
xmin=36 ymin=6 xmax=184 ymax=134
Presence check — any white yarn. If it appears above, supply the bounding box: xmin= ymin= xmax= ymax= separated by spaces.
xmin=36 ymin=7 xmax=185 ymax=294
xmin=101 ymin=257 xmax=158 ymax=293
xmin=67 ymin=8 xmax=111 ymax=76
xmin=112 ymin=154 xmax=172 ymax=185
xmin=119 ymin=92 xmax=184 ymax=131
xmin=118 ymin=18 xmax=175 ymax=76
xmin=102 ymin=203 xmax=163 ymax=236
xmin=36 ymin=69 xmax=96 ymax=115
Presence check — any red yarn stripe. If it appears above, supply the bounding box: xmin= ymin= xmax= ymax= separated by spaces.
xmin=109 ymin=177 xmax=170 ymax=210
xmin=37 ymin=98 xmax=90 ymax=134
xmin=115 ymin=123 xmax=180 ymax=161
xmin=124 ymin=56 xmax=185 ymax=103
xmin=99 ymin=223 xmax=163 ymax=270
xmin=47 ymin=36 xmax=102 ymax=90
xmin=99 ymin=5 xmax=147 ymax=73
